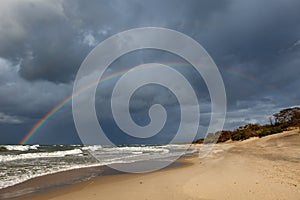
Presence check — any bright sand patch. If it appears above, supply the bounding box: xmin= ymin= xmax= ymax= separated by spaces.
xmin=18 ymin=129 xmax=300 ymax=200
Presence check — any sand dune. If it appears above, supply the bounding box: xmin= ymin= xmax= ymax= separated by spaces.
xmin=19 ymin=129 xmax=300 ymax=200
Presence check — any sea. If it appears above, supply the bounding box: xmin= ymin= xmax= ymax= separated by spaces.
xmin=0 ymin=144 xmax=196 ymax=190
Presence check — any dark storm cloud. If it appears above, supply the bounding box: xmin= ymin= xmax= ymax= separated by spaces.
xmin=193 ymin=0 xmax=300 ymax=108
xmin=0 ymin=0 xmax=299 ymax=144
xmin=201 ymin=0 xmax=300 ymax=61
xmin=0 ymin=0 xmax=89 ymax=82
xmin=0 ymin=58 xmax=71 ymax=120
xmin=0 ymin=0 xmax=230 ymax=83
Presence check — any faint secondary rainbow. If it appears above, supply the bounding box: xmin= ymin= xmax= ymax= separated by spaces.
xmin=19 ymin=63 xmax=270 ymax=144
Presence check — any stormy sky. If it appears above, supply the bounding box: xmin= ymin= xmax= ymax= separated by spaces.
xmin=0 ymin=0 xmax=299 ymax=144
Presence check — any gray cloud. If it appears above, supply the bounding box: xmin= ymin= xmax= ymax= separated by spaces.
xmin=0 ymin=57 xmax=72 ymax=118
xmin=0 ymin=0 xmax=299 ymax=144
xmin=0 ymin=112 xmax=23 ymax=124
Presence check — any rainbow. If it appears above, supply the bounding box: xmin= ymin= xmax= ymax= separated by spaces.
xmin=19 ymin=63 xmax=270 ymax=144
xmin=19 ymin=67 xmax=132 ymax=144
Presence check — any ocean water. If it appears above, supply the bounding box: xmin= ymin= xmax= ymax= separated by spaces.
xmin=0 ymin=144 xmax=195 ymax=189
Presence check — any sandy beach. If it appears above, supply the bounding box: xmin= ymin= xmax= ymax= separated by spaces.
xmin=1 ymin=1 xmax=300 ymax=199
xmin=12 ymin=128 xmax=299 ymax=200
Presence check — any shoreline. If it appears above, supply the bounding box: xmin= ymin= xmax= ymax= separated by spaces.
xmin=0 ymin=155 xmax=191 ymax=199
xmin=2 ymin=129 xmax=300 ymax=200
xmin=14 ymin=155 xmax=194 ymax=200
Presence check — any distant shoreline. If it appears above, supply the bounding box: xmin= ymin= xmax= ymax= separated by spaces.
xmin=194 ymin=107 xmax=300 ymax=144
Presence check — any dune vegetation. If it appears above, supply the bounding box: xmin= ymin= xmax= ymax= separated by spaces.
xmin=193 ymin=107 xmax=300 ymax=144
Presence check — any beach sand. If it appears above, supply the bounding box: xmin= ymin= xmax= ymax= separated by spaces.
xmin=17 ymin=128 xmax=300 ymax=200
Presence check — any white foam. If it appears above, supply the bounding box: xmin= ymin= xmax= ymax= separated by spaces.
xmin=0 ymin=164 xmax=97 ymax=189
xmin=132 ymin=151 xmax=143 ymax=155
xmin=3 ymin=145 xmax=30 ymax=151
xmin=30 ymin=144 xmax=40 ymax=150
xmin=2 ymin=145 xmax=40 ymax=151
xmin=0 ymin=149 xmax=83 ymax=162
xmin=0 ymin=158 xmax=139 ymax=189
xmin=81 ymin=145 xmax=102 ymax=151
xmin=112 ymin=146 xmax=170 ymax=153
xmin=0 ymin=145 xmax=192 ymax=190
